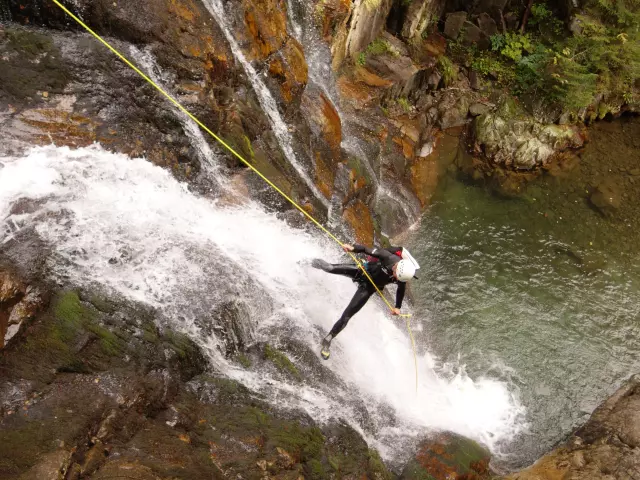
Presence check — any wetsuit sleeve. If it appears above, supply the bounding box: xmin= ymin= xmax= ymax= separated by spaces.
xmin=352 ymin=244 xmax=394 ymax=261
xmin=395 ymin=282 xmax=406 ymax=309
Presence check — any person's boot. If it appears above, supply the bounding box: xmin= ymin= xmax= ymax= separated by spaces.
xmin=311 ymin=259 xmax=332 ymax=272
xmin=320 ymin=334 xmax=333 ymax=360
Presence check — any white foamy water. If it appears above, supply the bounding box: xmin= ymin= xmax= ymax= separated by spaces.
xmin=0 ymin=145 xmax=526 ymax=460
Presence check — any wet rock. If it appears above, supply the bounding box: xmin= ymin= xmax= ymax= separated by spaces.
xmin=18 ymin=449 xmax=71 ymax=480
xmin=208 ymin=300 xmax=254 ymax=357
xmin=477 ymin=12 xmax=498 ymax=37
xmin=474 ymin=97 xmax=584 ymax=170
xmin=342 ymin=199 xmax=375 ymax=244
xmin=400 ymin=431 xmax=491 ymax=479
xmin=589 ymin=178 xmax=622 ymax=216
xmin=444 ymin=11 xmax=467 ymax=40
xmin=266 ymin=37 xmax=308 ymax=105
xmin=507 ymin=376 xmax=640 ymax=480
xmin=469 ymin=102 xmax=491 ymax=116
xmin=438 ymin=90 xmax=471 ymax=129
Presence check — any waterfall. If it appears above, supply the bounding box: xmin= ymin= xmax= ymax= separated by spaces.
xmin=200 ymin=0 xmax=330 ymax=209
xmin=0 ymin=144 xmax=526 ymax=461
xmin=128 ymin=46 xmax=222 ymax=178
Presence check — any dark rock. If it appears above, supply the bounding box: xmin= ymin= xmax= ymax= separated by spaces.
xmin=477 ymin=12 xmax=498 ymax=37
xmin=427 ymin=71 xmax=442 ymax=90
xmin=504 ymin=11 xmax=519 ymax=31
xmin=469 ymin=70 xmax=479 ymax=90
xmin=589 ymin=178 xmax=622 ymax=216
xmin=444 ymin=12 xmax=467 ymax=40
xmin=462 ymin=21 xmax=482 ymax=44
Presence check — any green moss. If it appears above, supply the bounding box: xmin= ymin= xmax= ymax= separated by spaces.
xmin=164 ymin=330 xmax=194 ymax=359
xmin=398 ymin=96 xmax=411 ymax=112
xmin=264 ymin=344 xmax=300 ymax=379
xmin=0 ymin=27 xmax=70 ymax=100
xmin=271 ymin=424 xmax=324 ymax=461
xmin=368 ymin=449 xmax=393 ymax=479
xmin=305 ymin=458 xmax=326 ymax=479
xmin=237 ymin=353 xmax=252 ymax=368
xmin=438 ymin=55 xmax=457 ymax=87
xmin=85 ymin=323 xmax=125 ymax=356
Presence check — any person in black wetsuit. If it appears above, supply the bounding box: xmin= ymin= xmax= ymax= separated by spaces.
xmin=312 ymin=243 xmax=417 ymax=359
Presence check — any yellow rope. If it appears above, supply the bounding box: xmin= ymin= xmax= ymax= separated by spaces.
xmin=51 ymin=0 xmax=419 ymax=391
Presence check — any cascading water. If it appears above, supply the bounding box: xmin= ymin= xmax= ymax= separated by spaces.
xmin=200 ymin=0 xmax=329 ymax=209
xmin=0 ymin=144 xmax=526 ymax=464
xmin=128 ymin=45 xmax=224 ymax=184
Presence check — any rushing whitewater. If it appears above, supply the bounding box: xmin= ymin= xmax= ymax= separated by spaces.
xmin=0 ymin=145 xmax=525 ymax=461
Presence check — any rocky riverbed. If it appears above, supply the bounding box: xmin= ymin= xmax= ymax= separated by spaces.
xmin=1 ymin=0 xmax=640 ymax=478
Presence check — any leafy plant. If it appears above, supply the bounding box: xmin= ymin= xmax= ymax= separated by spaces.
xmin=492 ymin=33 xmax=534 ymax=62
xmin=397 ymin=97 xmax=411 ymax=112
xmin=438 ymin=55 xmax=457 ymax=87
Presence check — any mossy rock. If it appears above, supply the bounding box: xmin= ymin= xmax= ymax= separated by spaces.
xmin=264 ymin=344 xmax=301 ymax=380
xmin=400 ymin=432 xmax=491 ymax=480
xmin=0 ymin=27 xmax=70 ymax=101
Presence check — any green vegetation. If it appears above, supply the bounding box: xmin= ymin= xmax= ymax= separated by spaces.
xmin=237 ymin=353 xmax=252 ymax=368
xmin=461 ymin=0 xmax=640 ymax=111
xmin=438 ymin=55 xmax=457 ymax=87
xmin=397 ymin=96 xmax=411 ymax=112
xmin=358 ymin=37 xmax=400 ymax=66
xmin=264 ymin=344 xmax=300 ymax=379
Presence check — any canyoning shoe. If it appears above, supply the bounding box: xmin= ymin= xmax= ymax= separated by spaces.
xmin=312 ymin=258 xmax=332 ymax=272
xmin=320 ymin=336 xmax=332 ymax=360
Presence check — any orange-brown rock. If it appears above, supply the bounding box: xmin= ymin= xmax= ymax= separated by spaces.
xmin=318 ymin=0 xmax=352 ymax=41
xmin=354 ymin=66 xmax=395 ymax=88
xmin=336 ymin=76 xmax=380 ymax=109
xmin=242 ymin=0 xmax=288 ymax=60
xmin=267 ymin=37 xmax=308 ymax=104
xmin=342 ymin=200 xmax=374 ymax=245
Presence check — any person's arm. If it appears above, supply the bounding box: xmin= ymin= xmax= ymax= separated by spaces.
xmin=395 ymin=282 xmax=406 ymax=309
xmin=350 ymin=244 xmax=394 ymax=261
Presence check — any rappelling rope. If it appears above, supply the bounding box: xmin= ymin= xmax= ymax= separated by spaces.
xmin=51 ymin=0 xmax=419 ymax=392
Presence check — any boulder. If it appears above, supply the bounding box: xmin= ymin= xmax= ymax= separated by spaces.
xmin=589 ymin=178 xmax=622 ymax=216
xmin=474 ymin=97 xmax=584 ymax=170
xmin=438 ymin=90 xmax=471 ymax=129
xmin=469 ymin=102 xmax=492 ymax=116
xmin=462 ymin=21 xmax=490 ymax=50
xmin=506 ymin=376 xmax=640 ymax=480
xmin=400 ymin=431 xmax=491 ymax=479
xmin=477 ymin=12 xmax=498 ymax=37
xmin=444 ymin=11 xmax=467 ymax=40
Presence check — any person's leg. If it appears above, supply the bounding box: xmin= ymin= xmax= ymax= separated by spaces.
xmin=312 ymin=259 xmax=360 ymax=280
xmin=328 ymin=284 xmax=375 ymax=339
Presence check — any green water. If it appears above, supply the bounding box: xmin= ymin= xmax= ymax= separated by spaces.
xmin=408 ymin=116 xmax=640 ymax=470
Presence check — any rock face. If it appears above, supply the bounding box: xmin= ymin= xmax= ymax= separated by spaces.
xmin=474 ymin=98 xmax=585 ymax=170
xmin=0 ymin=262 xmax=395 ymax=480
xmin=401 ymin=0 xmax=446 ymax=44
xmin=400 ymin=431 xmax=492 ymax=479
xmin=344 ymin=0 xmax=394 ymax=60
xmin=506 ymin=376 xmax=640 ymax=480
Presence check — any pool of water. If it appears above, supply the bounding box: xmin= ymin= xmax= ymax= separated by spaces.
xmin=407 ymin=116 xmax=640 ymax=470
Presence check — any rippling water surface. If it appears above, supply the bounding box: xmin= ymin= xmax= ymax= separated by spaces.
xmin=408 ymin=116 xmax=640 ymax=470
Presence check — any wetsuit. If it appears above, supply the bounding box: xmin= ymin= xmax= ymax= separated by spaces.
xmin=315 ymin=245 xmax=406 ymax=338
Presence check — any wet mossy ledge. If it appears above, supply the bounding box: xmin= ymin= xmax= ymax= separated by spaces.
xmin=0 ymin=281 xmax=398 ymax=479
